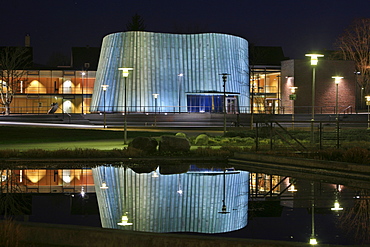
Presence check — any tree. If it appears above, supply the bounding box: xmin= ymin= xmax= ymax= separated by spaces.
xmin=0 ymin=47 xmax=31 ymax=115
xmin=126 ymin=13 xmax=146 ymax=31
xmin=335 ymin=18 xmax=370 ymax=105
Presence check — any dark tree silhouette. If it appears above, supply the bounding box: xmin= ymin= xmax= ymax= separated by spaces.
xmin=126 ymin=13 xmax=146 ymax=31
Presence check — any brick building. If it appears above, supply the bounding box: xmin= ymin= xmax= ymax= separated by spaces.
xmin=281 ymin=59 xmax=356 ymax=115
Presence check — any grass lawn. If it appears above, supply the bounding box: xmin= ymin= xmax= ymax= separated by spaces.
xmin=0 ymin=126 xmax=175 ymax=150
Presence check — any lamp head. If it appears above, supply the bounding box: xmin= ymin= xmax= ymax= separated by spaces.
xmin=118 ymin=68 xmax=133 ymax=77
xmin=152 ymin=93 xmax=159 ymax=99
xmin=305 ymin=53 xmax=324 ymax=65
xmin=101 ymin=85 xmax=109 ymax=91
xmin=332 ymin=76 xmax=343 ymax=84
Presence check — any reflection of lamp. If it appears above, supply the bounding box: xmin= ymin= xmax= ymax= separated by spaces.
xmin=309 ymin=182 xmax=317 ymax=245
xmin=288 ymin=184 xmax=297 ymax=192
xmin=152 ymin=171 xmax=159 ymax=178
xmin=331 ymin=200 xmax=343 ymax=211
xmin=118 ymin=67 xmax=133 ymax=145
xmin=218 ymin=170 xmax=230 ymax=214
xmin=117 ymin=212 xmax=133 ymax=226
xmin=81 ymin=186 xmax=85 ymax=198
xmin=177 ymin=174 xmax=183 ymax=195
xmin=305 ymin=53 xmax=324 ymax=144
xmin=118 ymin=166 xmax=133 ymax=226
xmin=100 ymin=166 xmax=109 ymax=189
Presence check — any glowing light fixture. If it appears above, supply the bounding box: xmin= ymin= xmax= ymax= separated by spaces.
xmin=118 ymin=68 xmax=133 ymax=77
xmin=117 ymin=212 xmax=133 ymax=226
xmin=309 ymin=237 xmax=318 ymax=245
xmin=100 ymin=181 xmax=109 ymax=189
xmin=81 ymin=187 xmax=85 ymax=198
xmin=288 ymin=184 xmax=297 ymax=192
xmin=152 ymin=171 xmax=159 ymax=178
xmin=305 ymin=53 xmax=324 ymax=66
xmin=331 ymin=200 xmax=343 ymax=211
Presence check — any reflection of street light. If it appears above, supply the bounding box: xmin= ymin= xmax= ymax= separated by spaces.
xmin=290 ymin=86 xmax=297 ymax=129
xmin=305 ymin=53 xmax=324 ymax=144
xmin=100 ymin=166 xmax=109 ymax=189
xmin=118 ymin=68 xmax=133 ymax=145
xmin=309 ymin=182 xmax=317 ymax=245
xmin=331 ymin=200 xmax=343 ymax=211
xmin=117 ymin=212 xmax=133 ymax=226
xmin=153 ymin=93 xmax=159 ymax=127
xmin=219 ymin=73 xmax=230 ymax=136
xmin=101 ymin=85 xmax=109 ymax=128
xmin=178 ymin=73 xmax=183 ymax=113
xmin=366 ymin=96 xmax=370 ymax=129
xmin=218 ymin=170 xmax=230 ymax=214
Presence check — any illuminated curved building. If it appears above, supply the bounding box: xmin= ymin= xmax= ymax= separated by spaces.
xmin=92 ymin=166 xmax=249 ymax=233
xmin=90 ymin=31 xmax=249 ymax=113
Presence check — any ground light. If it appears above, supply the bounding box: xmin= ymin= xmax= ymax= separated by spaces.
xmin=118 ymin=67 xmax=133 ymax=145
xmin=305 ymin=53 xmax=324 ymax=144
xmin=117 ymin=212 xmax=133 ymax=226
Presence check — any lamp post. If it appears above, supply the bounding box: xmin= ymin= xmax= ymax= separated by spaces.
xmin=219 ymin=73 xmax=230 ymax=136
xmin=305 ymin=53 xmax=324 ymax=144
xmin=101 ymin=84 xmax=109 ymax=129
xmin=333 ymin=76 xmax=343 ymax=148
xmin=366 ymin=96 xmax=370 ymax=129
xmin=118 ymin=68 xmax=133 ymax=145
xmin=290 ymin=86 xmax=297 ymax=129
xmin=178 ymin=73 xmax=183 ymax=113
xmin=152 ymin=93 xmax=159 ymax=127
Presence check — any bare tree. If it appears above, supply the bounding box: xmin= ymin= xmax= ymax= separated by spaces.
xmin=0 ymin=47 xmax=31 ymax=115
xmin=335 ymin=18 xmax=370 ymax=101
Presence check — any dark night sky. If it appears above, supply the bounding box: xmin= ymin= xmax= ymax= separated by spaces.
xmin=1 ymin=0 xmax=370 ymax=65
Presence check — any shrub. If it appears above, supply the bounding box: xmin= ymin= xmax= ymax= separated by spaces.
xmin=194 ymin=134 xmax=209 ymax=145
xmin=175 ymin=132 xmax=187 ymax=138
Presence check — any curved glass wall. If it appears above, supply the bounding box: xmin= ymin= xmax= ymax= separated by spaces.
xmin=90 ymin=31 xmax=249 ymax=113
xmin=92 ymin=166 xmax=249 ymax=233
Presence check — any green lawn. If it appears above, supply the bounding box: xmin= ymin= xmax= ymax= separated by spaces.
xmin=0 ymin=126 xmax=173 ymax=150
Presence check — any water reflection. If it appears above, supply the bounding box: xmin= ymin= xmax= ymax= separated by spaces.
xmin=92 ymin=165 xmax=249 ymax=233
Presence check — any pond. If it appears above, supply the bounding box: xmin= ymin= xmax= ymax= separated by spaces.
xmin=0 ymin=163 xmax=368 ymax=245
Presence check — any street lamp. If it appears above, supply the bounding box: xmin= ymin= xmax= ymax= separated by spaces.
xmin=101 ymin=84 xmax=109 ymax=128
xmin=332 ymin=76 xmax=343 ymax=120
xmin=305 ymin=53 xmax=324 ymax=144
xmin=219 ymin=73 xmax=230 ymax=136
xmin=366 ymin=96 xmax=370 ymax=129
xmin=289 ymin=86 xmax=297 ymax=129
xmin=152 ymin=93 xmax=159 ymax=127
xmin=118 ymin=68 xmax=133 ymax=145
xmin=333 ymin=76 xmax=343 ymax=148
xmin=178 ymin=73 xmax=183 ymax=113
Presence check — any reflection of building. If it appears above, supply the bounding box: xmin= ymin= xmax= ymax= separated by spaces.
xmin=0 ymin=169 xmax=95 ymax=193
xmin=92 ymin=166 xmax=249 ymax=233
xmin=90 ymin=31 xmax=249 ymax=113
